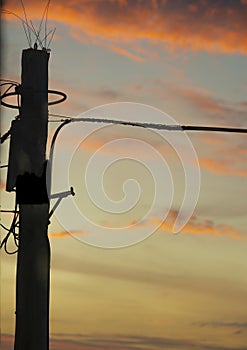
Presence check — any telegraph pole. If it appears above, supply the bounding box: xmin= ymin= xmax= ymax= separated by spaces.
xmin=6 ymin=47 xmax=50 ymax=350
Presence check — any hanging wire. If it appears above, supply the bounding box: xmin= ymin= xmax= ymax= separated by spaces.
xmin=2 ymin=9 xmax=32 ymax=47
xmin=1 ymin=81 xmax=20 ymax=143
xmin=49 ymin=113 xmax=72 ymax=119
xmin=1 ymin=80 xmax=20 ymax=97
xmin=0 ymin=201 xmax=19 ymax=254
xmin=47 ymin=118 xmax=71 ymax=196
xmin=47 ymin=112 xmax=247 ymax=197
xmin=0 ymin=129 xmax=11 ymax=143
xmin=0 ymin=79 xmax=19 ymax=84
xmin=1 ymin=81 xmax=21 ymax=109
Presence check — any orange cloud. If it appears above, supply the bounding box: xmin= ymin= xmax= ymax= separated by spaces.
xmin=179 ymin=88 xmax=225 ymax=115
xmin=0 ymin=334 xmax=13 ymax=350
xmin=200 ymin=157 xmax=247 ymax=177
xmin=149 ymin=210 xmax=244 ymax=240
xmin=201 ymin=135 xmax=228 ymax=146
xmin=0 ymin=180 xmax=6 ymax=190
xmin=49 ymin=230 xmax=88 ymax=238
xmin=49 ymin=209 xmax=244 ymax=241
xmin=3 ymin=0 xmax=247 ymax=60
xmin=107 ymin=44 xmax=145 ymax=62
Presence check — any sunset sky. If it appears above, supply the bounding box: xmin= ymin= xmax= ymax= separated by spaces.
xmin=1 ymin=0 xmax=247 ymax=349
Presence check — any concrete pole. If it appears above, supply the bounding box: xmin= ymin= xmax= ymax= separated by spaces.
xmin=8 ymin=48 xmax=50 ymax=350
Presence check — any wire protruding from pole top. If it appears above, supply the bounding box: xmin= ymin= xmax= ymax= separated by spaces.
xmin=3 ymin=0 xmax=55 ymax=50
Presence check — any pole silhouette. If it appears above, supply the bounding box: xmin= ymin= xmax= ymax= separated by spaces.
xmin=6 ymin=48 xmax=50 ymax=350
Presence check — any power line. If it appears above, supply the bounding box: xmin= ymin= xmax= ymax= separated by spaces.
xmin=48 ymin=113 xmax=247 ymax=134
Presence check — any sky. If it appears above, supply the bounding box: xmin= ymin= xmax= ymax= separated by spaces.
xmin=1 ymin=0 xmax=247 ymax=349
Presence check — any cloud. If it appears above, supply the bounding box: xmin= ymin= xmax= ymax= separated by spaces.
xmin=0 ymin=180 xmax=6 ymax=190
xmin=2 ymin=332 xmax=247 ymax=350
xmin=178 ymin=89 xmax=247 ymax=126
xmin=199 ymin=139 xmax=247 ymax=176
xmin=200 ymin=157 xmax=247 ymax=176
xmin=197 ymin=321 xmax=247 ymax=329
xmin=50 ymin=209 xmax=245 ymax=241
xmin=152 ymin=210 xmax=245 ymax=240
xmin=49 ymin=230 xmax=88 ymax=238
xmin=0 ymin=335 xmax=13 ymax=350
xmin=201 ymin=135 xmax=228 ymax=146
xmin=152 ymin=81 xmax=247 ymax=125
xmin=4 ymin=0 xmax=247 ymax=60
xmin=195 ymin=321 xmax=247 ymax=336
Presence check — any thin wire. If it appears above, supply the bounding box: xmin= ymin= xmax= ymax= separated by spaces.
xmin=0 ymin=130 xmax=11 ymax=143
xmin=0 ymin=79 xmax=19 ymax=85
xmin=20 ymin=0 xmax=31 ymax=45
xmin=47 ymin=119 xmax=71 ymax=196
xmin=0 ymin=210 xmax=19 ymax=213
xmin=37 ymin=4 xmax=48 ymax=47
xmin=21 ymin=19 xmax=31 ymax=47
xmin=48 ymin=119 xmax=69 ymax=122
xmin=1 ymin=83 xmax=20 ymax=144
xmin=0 ymin=85 xmax=20 ymax=141
xmin=30 ymin=20 xmax=43 ymax=48
xmin=48 ymin=113 xmax=72 ymax=119
xmin=45 ymin=0 xmax=51 ymax=48
xmin=47 ymin=27 xmax=56 ymax=49
xmin=41 ymin=29 xmax=53 ymax=48
xmin=2 ymin=10 xmax=38 ymax=46
xmin=33 ymin=0 xmax=52 ymax=49
xmin=0 ymin=82 xmax=18 ymax=98
xmin=48 ymin=113 xmax=72 ymax=122
xmin=0 ymin=201 xmax=19 ymax=254
xmin=1 ymin=82 xmax=19 ymax=88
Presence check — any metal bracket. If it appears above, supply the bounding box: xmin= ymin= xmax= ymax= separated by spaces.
xmin=49 ymin=187 xmax=75 ymax=219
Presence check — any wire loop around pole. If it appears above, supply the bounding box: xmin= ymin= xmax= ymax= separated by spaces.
xmin=0 ymin=90 xmax=67 ymax=109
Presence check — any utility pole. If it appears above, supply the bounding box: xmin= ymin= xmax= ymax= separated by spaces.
xmin=6 ymin=47 xmax=50 ymax=350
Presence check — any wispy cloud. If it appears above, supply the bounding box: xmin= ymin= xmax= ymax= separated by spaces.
xmin=200 ymin=157 xmax=247 ymax=176
xmin=152 ymin=210 xmax=245 ymax=240
xmin=49 ymin=230 xmax=88 ymax=238
xmin=0 ymin=334 xmax=13 ymax=350
xmin=2 ymin=332 xmax=247 ymax=350
xmin=50 ymin=209 xmax=244 ymax=241
xmin=195 ymin=321 xmax=247 ymax=336
xmin=0 ymin=180 xmax=6 ymax=190
xmin=144 ymin=80 xmax=247 ymax=125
